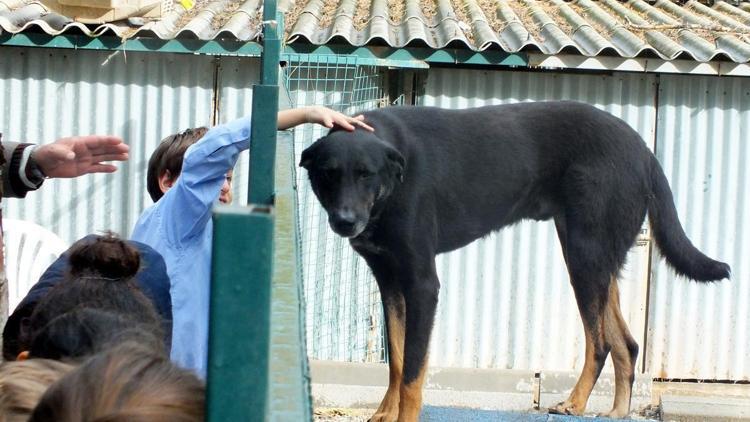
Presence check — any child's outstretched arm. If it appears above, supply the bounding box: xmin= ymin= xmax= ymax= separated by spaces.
xmin=277 ymin=106 xmax=374 ymax=132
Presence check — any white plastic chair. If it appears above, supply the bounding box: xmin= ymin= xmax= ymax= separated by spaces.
xmin=3 ymin=219 xmax=68 ymax=312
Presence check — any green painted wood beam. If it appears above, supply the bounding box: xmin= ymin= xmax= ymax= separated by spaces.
xmin=267 ymin=131 xmax=312 ymax=420
xmin=248 ymin=84 xmax=280 ymax=205
xmin=207 ymin=4 xmax=281 ymax=420
xmin=248 ymin=11 xmax=283 ymax=206
xmin=207 ymin=206 xmax=274 ymax=421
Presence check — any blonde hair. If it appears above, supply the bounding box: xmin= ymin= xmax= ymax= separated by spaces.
xmin=0 ymin=359 xmax=74 ymax=422
xmin=29 ymin=342 xmax=204 ymax=422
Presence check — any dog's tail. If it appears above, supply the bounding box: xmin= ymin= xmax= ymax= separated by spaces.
xmin=648 ymin=156 xmax=730 ymax=282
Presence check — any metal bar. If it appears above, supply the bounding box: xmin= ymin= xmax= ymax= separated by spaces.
xmin=249 ymin=84 xmax=280 ymax=205
xmin=207 ymin=207 xmax=274 ymax=421
xmin=284 ymin=44 xmax=528 ymax=67
xmin=248 ymin=9 xmax=283 ymax=205
xmin=0 ymin=32 xmax=527 ymax=68
xmin=268 ymin=131 xmax=313 ymax=419
xmin=206 ymin=0 xmax=282 ymax=419
xmin=0 ymin=32 xmax=263 ymax=56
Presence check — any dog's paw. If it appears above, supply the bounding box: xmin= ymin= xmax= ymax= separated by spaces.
xmin=598 ymin=408 xmax=631 ymax=419
xmin=548 ymin=401 xmax=584 ymax=416
xmin=368 ymin=411 xmax=397 ymax=422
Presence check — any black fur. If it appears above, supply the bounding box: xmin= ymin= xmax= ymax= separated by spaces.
xmin=300 ymin=101 xmax=729 ymax=402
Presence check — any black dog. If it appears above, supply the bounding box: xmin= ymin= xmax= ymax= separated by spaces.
xmin=300 ymin=101 xmax=729 ymax=421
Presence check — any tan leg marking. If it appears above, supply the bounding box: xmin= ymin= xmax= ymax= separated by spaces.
xmin=601 ymin=278 xmax=637 ymax=418
xmin=550 ymin=279 xmax=609 ymax=416
xmin=397 ymin=353 xmax=428 ymax=422
xmin=370 ymin=296 xmax=405 ymax=422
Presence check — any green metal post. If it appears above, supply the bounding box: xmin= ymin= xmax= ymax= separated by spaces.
xmin=249 ymin=85 xmax=279 ymax=205
xmin=207 ymin=207 xmax=274 ymax=421
xmin=248 ymin=5 xmax=283 ymax=205
xmin=207 ymin=0 xmax=283 ymax=419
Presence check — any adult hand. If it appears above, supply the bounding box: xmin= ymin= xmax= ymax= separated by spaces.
xmin=304 ymin=106 xmax=374 ymax=132
xmin=31 ymin=135 xmax=129 ymax=178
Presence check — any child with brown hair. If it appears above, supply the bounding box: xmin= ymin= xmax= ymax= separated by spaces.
xmin=29 ymin=343 xmax=204 ymax=422
xmin=0 ymin=359 xmax=74 ymax=422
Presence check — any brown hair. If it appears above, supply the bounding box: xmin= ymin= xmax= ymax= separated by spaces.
xmin=146 ymin=127 xmax=209 ymax=202
xmin=67 ymin=232 xmax=140 ymax=279
xmin=0 ymin=359 xmax=75 ymax=422
xmin=22 ymin=233 xmax=164 ymax=360
xmin=29 ymin=343 xmax=204 ymax=422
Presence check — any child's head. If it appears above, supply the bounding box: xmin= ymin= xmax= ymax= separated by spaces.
xmin=29 ymin=343 xmax=204 ymax=422
xmin=0 ymin=359 xmax=74 ymax=422
xmin=146 ymin=127 xmax=208 ymax=202
xmin=27 ymin=307 xmax=164 ymax=361
xmin=19 ymin=234 xmax=164 ymax=360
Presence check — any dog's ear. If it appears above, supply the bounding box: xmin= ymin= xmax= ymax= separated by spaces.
xmin=384 ymin=145 xmax=405 ymax=183
xmin=299 ymin=140 xmax=320 ymax=169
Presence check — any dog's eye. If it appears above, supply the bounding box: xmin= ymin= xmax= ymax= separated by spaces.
xmin=357 ymin=170 xmax=375 ymax=180
xmin=321 ymin=169 xmax=338 ymax=180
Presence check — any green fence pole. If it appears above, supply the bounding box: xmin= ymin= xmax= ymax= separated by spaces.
xmin=207 ymin=207 xmax=274 ymax=421
xmin=248 ymin=6 xmax=283 ymax=205
xmin=207 ymin=0 xmax=282 ymax=419
xmin=249 ymin=85 xmax=279 ymax=205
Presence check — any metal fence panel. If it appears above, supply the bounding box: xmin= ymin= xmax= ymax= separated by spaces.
xmin=284 ymin=55 xmax=388 ymax=363
xmin=215 ymin=56 xmax=262 ymax=206
xmin=646 ymin=74 xmax=750 ymax=381
xmin=420 ymin=68 xmax=657 ymax=372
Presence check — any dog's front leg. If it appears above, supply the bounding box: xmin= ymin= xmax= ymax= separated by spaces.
xmin=362 ymin=254 xmax=405 ymax=422
xmin=371 ymin=288 xmax=406 ymax=422
xmin=398 ymin=269 xmax=440 ymax=422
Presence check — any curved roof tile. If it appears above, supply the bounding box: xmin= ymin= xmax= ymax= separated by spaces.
xmin=0 ymin=0 xmax=749 ymax=63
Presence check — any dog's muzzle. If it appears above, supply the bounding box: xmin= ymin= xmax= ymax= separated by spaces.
xmin=329 ymin=209 xmax=365 ymax=238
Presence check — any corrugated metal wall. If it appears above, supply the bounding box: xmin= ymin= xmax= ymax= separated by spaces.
xmin=215 ymin=56 xmax=260 ymax=205
xmin=420 ymin=69 xmax=658 ymax=373
xmin=646 ymin=74 xmax=749 ymax=381
xmin=0 ymin=47 xmax=259 ymax=245
xmin=6 ymin=45 xmax=745 ymax=381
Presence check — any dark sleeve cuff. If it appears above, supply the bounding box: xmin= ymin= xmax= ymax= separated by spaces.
xmin=8 ymin=143 xmax=44 ymax=197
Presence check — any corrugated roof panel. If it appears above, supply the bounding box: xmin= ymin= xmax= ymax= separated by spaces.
xmin=0 ymin=0 xmax=262 ymax=40
xmin=654 ymin=0 xmax=750 ymax=62
xmin=552 ymin=0 xmax=609 ymax=56
xmin=493 ymin=1 xmax=531 ymax=52
xmin=286 ymin=0 xmax=750 ymax=63
xmin=1 ymin=0 xmax=749 ymax=64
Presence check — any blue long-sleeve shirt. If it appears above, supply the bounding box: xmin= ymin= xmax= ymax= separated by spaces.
xmin=131 ymin=116 xmax=251 ymax=377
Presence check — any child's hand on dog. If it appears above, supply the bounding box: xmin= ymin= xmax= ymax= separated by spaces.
xmin=305 ymin=106 xmax=374 ymax=132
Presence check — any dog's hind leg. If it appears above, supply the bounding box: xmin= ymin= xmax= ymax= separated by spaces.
xmin=601 ymin=277 xmax=639 ymax=418
xmin=550 ymin=219 xmax=614 ymax=416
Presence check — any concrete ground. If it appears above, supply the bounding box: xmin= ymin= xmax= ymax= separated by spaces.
xmin=311 ymin=361 xmax=750 ymax=421
xmin=314 ymin=406 xmax=659 ymax=421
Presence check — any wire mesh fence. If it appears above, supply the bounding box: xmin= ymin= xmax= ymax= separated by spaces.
xmin=283 ymin=55 xmax=388 ymax=363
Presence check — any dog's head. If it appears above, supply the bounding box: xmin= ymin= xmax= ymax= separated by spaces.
xmin=300 ymin=129 xmax=405 ymax=238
